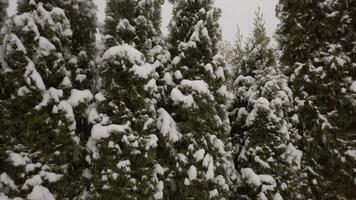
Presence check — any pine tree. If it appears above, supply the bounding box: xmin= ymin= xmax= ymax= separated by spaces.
xmin=161 ymin=0 xmax=235 ymax=199
xmin=277 ymin=0 xmax=356 ymax=199
xmin=229 ymin=9 xmax=304 ymax=199
xmin=219 ymin=25 xmax=244 ymax=82
xmin=0 ymin=1 xmax=91 ymax=198
xmin=85 ymin=0 xmax=165 ymax=199
xmin=17 ymin=0 xmax=98 ymax=90
xmin=104 ymin=0 xmax=164 ymax=56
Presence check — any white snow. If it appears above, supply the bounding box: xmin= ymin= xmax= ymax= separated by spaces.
xmin=156 ymin=108 xmax=181 ymax=143
xmin=163 ymin=73 xmax=175 ymax=86
xmin=174 ymin=70 xmax=183 ymax=80
xmin=215 ymin=66 xmax=225 ymax=81
xmin=241 ymin=168 xmax=261 ymax=187
xmin=217 ymin=85 xmax=233 ymax=100
xmin=40 ymin=171 xmax=63 ymax=183
xmin=144 ymin=79 xmax=158 ymax=93
xmin=345 ymin=150 xmax=356 ymax=161
xmin=91 ymin=123 xmax=130 ymax=140
xmin=36 ymin=87 xmax=63 ymax=109
xmin=188 ymin=166 xmax=197 ymax=180
xmin=57 ymin=100 xmax=76 ymax=131
xmin=117 ymin=19 xmax=135 ymax=32
xmin=180 ymin=80 xmax=213 ymax=100
xmin=75 ymin=74 xmax=87 ymax=83
xmin=130 ymin=63 xmax=156 ymax=79
xmin=95 ymin=92 xmax=106 ymax=102
xmin=154 ymin=181 xmax=164 ymax=200
xmin=27 ymin=185 xmax=55 ymax=200
xmin=209 ymin=189 xmax=219 ymax=198
xmin=67 ymin=89 xmax=93 ymax=107
xmin=25 ymin=163 xmax=42 ymax=173
xmin=245 ymin=97 xmax=270 ymax=127
xmin=0 ymin=173 xmax=18 ymax=191
xmin=22 ymin=175 xmax=43 ymax=190
xmin=170 ymin=87 xmax=195 ymax=108
xmin=274 ymin=193 xmax=283 ymax=200
xmin=204 ymin=64 xmax=214 ymax=77
xmin=254 ymin=156 xmax=271 ymax=169
xmin=37 ymin=37 xmax=56 ymax=57
xmin=102 ymin=44 xmax=143 ymax=64
xmin=154 ymin=164 xmax=165 ymax=176
xmin=350 ymin=81 xmax=356 ymax=92
xmin=172 ymin=56 xmax=181 ymax=65
xmin=116 ymin=160 xmax=131 ymax=171
xmin=8 ymin=152 xmax=29 ymax=167
xmin=285 ymin=143 xmax=303 ymax=169
xmin=13 ymin=13 xmax=40 ymax=39
xmin=61 ymin=76 xmax=72 ymax=88
xmin=24 ymin=61 xmax=46 ymax=91
xmin=201 ymin=153 xmax=215 ymax=180
xmin=193 ymin=149 xmax=206 ymax=162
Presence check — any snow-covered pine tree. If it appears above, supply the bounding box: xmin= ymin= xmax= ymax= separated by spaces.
xmin=104 ymin=0 xmax=164 ymax=57
xmin=229 ymin=9 xmax=304 ymax=200
xmin=277 ymin=0 xmax=356 ymax=199
xmin=161 ymin=0 xmax=235 ymax=199
xmin=18 ymin=0 xmax=97 ymax=90
xmin=219 ymin=25 xmax=244 ymax=83
xmin=85 ymin=0 xmax=164 ymax=199
xmin=0 ymin=1 xmax=90 ymax=198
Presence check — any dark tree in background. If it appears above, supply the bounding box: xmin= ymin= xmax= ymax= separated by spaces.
xmin=277 ymin=0 xmax=356 ymax=199
xmin=163 ymin=0 xmax=235 ymax=199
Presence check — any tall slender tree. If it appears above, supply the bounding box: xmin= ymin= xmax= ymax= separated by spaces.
xmin=104 ymin=0 xmax=164 ymax=56
xmin=277 ymin=0 xmax=356 ymax=199
xmin=86 ymin=0 xmax=165 ymax=199
xmin=161 ymin=0 xmax=235 ymax=199
xmin=0 ymin=1 xmax=91 ymax=198
xmin=229 ymin=10 xmax=304 ymax=200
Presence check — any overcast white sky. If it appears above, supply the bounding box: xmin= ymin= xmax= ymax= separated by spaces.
xmin=8 ymin=0 xmax=278 ymax=42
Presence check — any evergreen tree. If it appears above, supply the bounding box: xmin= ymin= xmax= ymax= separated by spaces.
xmin=229 ymin=10 xmax=304 ymax=199
xmin=0 ymin=1 xmax=90 ymax=198
xmin=85 ymin=0 xmax=165 ymax=199
xmin=17 ymin=0 xmax=98 ymax=90
xmin=219 ymin=25 xmax=244 ymax=82
xmin=277 ymin=0 xmax=356 ymax=199
xmin=104 ymin=0 xmax=164 ymax=56
xmin=160 ymin=0 xmax=235 ymax=199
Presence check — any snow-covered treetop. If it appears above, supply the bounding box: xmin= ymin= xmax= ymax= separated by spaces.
xmin=104 ymin=0 xmax=164 ymax=52
xmin=168 ymin=0 xmax=222 ymax=58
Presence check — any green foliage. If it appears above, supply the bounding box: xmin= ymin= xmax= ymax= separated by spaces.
xmin=162 ymin=0 xmax=235 ymax=199
xmin=104 ymin=0 xmax=164 ymax=54
xmin=277 ymin=0 xmax=356 ymax=199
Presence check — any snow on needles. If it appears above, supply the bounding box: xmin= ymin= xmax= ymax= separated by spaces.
xmin=102 ymin=44 xmax=144 ymax=64
xmin=156 ymin=108 xmax=181 ymax=143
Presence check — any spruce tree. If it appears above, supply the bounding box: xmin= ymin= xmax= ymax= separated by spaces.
xmin=229 ymin=10 xmax=304 ymax=199
xmin=0 ymin=1 xmax=89 ymax=198
xmin=219 ymin=26 xmax=244 ymax=82
xmin=86 ymin=0 xmax=165 ymax=199
xmin=277 ymin=0 xmax=356 ymax=199
xmin=104 ymin=0 xmax=164 ymax=56
xmin=162 ymin=0 xmax=235 ymax=199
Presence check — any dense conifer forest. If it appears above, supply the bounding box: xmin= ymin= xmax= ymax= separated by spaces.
xmin=0 ymin=0 xmax=355 ymax=199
